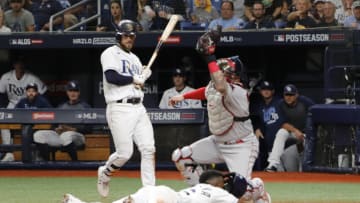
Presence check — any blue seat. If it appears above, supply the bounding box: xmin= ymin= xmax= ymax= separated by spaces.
xmin=180 ymin=21 xmax=208 ymax=30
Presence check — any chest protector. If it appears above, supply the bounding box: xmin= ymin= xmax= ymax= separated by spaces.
xmin=206 ymin=83 xmax=234 ymax=135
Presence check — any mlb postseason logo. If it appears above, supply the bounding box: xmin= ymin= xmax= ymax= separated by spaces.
xmin=274 ymin=34 xmax=285 ymax=42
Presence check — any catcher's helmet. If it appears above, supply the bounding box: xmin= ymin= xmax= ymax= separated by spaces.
xmin=216 ymin=56 xmax=244 ymax=77
xmin=223 ymin=172 xmax=248 ymax=198
xmin=115 ymin=20 xmax=137 ymax=40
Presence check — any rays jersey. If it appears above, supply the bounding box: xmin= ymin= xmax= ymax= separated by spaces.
xmin=178 ymin=183 xmax=238 ymax=203
xmin=0 ymin=70 xmax=47 ymax=107
xmin=101 ymin=45 xmax=144 ymax=104
xmin=159 ymin=86 xmax=202 ymax=109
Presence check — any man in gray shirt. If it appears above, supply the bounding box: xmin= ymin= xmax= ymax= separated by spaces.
xmin=4 ymin=0 xmax=35 ymax=32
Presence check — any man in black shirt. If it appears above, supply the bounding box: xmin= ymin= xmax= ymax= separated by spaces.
xmin=265 ymin=84 xmax=314 ymax=172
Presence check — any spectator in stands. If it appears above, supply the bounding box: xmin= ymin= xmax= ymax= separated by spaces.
xmin=0 ymin=8 xmax=11 ymax=32
xmin=286 ymin=0 xmax=317 ymax=28
xmin=317 ymin=1 xmax=339 ymax=27
xmin=4 ymin=0 xmax=35 ymax=32
xmin=159 ymin=68 xmax=202 ymax=109
xmin=190 ymin=0 xmax=219 ymax=25
xmin=33 ymin=80 xmax=90 ymax=161
xmin=208 ymin=0 xmax=246 ymax=31
xmin=265 ymin=84 xmax=315 ymax=172
xmin=144 ymin=0 xmax=186 ymax=30
xmin=310 ymin=0 xmax=325 ymax=24
xmin=244 ymin=1 xmax=275 ymax=29
xmin=191 ymin=0 xmax=219 ymax=25
xmin=344 ymin=0 xmax=360 ymax=28
xmin=335 ymin=0 xmax=353 ymax=25
xmin=30 ymin=0 xmax=64 ymax=31
xmin=137 ymin=0 xmax=152 ymax=31
xmin=122 ymin=0 xmax=139 ymax=22
xmin=62 ymin=0 xmax=87 ymax=30
xmin=244 ymin=0 xmax=282 ymax=23
xmin=0 ymin=55 xmax=47 ymax=162
xmin=96 ymin=0 xmax=122 ymax=32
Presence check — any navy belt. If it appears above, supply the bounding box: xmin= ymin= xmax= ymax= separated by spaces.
xmin=117 ymin=98 xmax=141 ymax=104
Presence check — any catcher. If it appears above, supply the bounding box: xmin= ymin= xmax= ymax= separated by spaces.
xmin=169 ymin=27 xmax=271 ymax=202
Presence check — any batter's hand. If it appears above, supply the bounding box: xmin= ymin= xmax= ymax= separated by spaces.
xmin=169 ymin=95 xmax=184 ymax=107
xmin=133 ymin=74 xmax=146 ymax=85
xmin=142 ymin=68 xmax=152 ymax=80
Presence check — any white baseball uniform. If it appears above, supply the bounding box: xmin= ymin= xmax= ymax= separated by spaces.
xmin=173 ymin=81 xmax=259 ymax=183
xmin=0 ymin=69 xmax=47 ymax=146
xmin=159 ymin=86 xmax=202 ymax=109
xmin=100 ymin=44 xmax=155 ymax=186
xmin=64 ymin=184 xmax=238 ymax=203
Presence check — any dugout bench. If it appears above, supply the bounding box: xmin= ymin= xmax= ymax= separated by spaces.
xmin=304 ymin=104 xmax=360 ymax=174
xmin=0 ymin=108 xmax=206 ymax=169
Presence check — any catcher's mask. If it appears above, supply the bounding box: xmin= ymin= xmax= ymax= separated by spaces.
xmin=216 ymin=56 xmax=244 ymax=82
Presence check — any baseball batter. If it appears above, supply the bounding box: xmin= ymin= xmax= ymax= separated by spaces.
xmin=0 ymin=56 xmax=47 ymax=162
xmin=169 ymin=30 xmax=270 ymax=202
xmin=97 ymin=19 xmax=155 ymax=198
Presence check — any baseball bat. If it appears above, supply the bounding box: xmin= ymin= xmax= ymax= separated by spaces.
xmin=145 ymin=14 xmax=180 ymax=70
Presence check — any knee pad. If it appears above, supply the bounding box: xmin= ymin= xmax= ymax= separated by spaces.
xmin=171 ymin=146 xmax=203 ymax=186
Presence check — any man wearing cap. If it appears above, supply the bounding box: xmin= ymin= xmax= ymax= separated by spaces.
xmin=265 ymin=84 xmax=314 ymax=172
xmin=15 ymin=83 xmax=52 ymax=109
xmin=0 ymin=55 xmax=47 ymax=162
xmin=32 ymin=80 xmax=90 ymax=161
xmin=344 ymin=0 xmax=360 ymax=28
xmin=159 ymin=68 xmax=202 ymax=109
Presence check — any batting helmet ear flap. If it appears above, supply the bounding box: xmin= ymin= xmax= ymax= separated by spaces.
xmin=115 ymin=31 xmax=121 ymax=41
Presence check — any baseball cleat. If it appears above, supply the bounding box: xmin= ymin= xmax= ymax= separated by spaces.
xmin=264 ymin=165 xmax=277 ymax=172
xmin=63 ymin=194 xmax=85 ymax=203
xmin=255 ymin=191 xmax=271 ymax=203
xmin=1 ymin=153 xmax=14 ymax=162
xmin=97 ymin=166 xmax=111 ymax=197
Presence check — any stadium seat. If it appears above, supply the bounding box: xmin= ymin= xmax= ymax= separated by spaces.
xmin=180 ymin=21 xmax=208 ymax=30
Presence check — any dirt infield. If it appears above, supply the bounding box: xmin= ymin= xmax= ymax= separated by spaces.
xmin=1 ymin=170 xmax=360 ymax=183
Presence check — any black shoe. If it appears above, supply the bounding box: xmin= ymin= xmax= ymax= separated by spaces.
xmin=265 ymin=166 xmax=277 ymax=172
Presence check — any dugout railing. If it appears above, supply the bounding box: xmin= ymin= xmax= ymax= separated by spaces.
xmin=0 ymin=108 xmax=207 ymax=169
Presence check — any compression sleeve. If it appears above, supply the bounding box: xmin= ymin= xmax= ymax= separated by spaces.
xmin=205 ymin=55 xmax=219 ymax=73
xmin=183 ymin=87 xmax=206 ymax=100
xmin=104 ymin=70 xmax=133 ymax=86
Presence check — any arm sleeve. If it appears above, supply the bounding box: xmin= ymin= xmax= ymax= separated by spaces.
xmin=104 ymin=69 xmax=133 ymax=86
xmin=183 ymin=87 xmax=206 ymax=100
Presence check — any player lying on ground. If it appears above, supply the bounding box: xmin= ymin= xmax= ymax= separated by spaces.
xmin=63 ymin=170 xmax=270 ymax=203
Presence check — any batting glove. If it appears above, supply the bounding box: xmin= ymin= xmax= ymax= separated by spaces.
xmin=133 ymin=74 xmax=146 ymax=85
xmin=142 ymin=68 xmax=152 ymax=80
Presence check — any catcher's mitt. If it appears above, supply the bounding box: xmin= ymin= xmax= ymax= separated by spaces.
xmin=195 ymin=25 xmax=222 ymax=55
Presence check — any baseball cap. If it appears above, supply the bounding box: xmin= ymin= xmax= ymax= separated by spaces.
xmin=66 ymin=80 xmax=80 ymax=91
xmin=259 ymin=81 xmax=274 ymax=90
xmin=25 ymin=83 xmax=38 ymax=91
xmin=283 ymin=84 xmax=298 ymax=95
xmin=313 ymin=0 xmax=325 ymax=4
xmin=172 ymin=68 xmax=185 ymax=77
xmin=352 ymin=1 xmax=360 ymax=9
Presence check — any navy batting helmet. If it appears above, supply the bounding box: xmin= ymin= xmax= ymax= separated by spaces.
xmin=115 ymin=20 xmax=137 ymax=40
xmin=223 ymin=172 xmax=248 ymax=198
